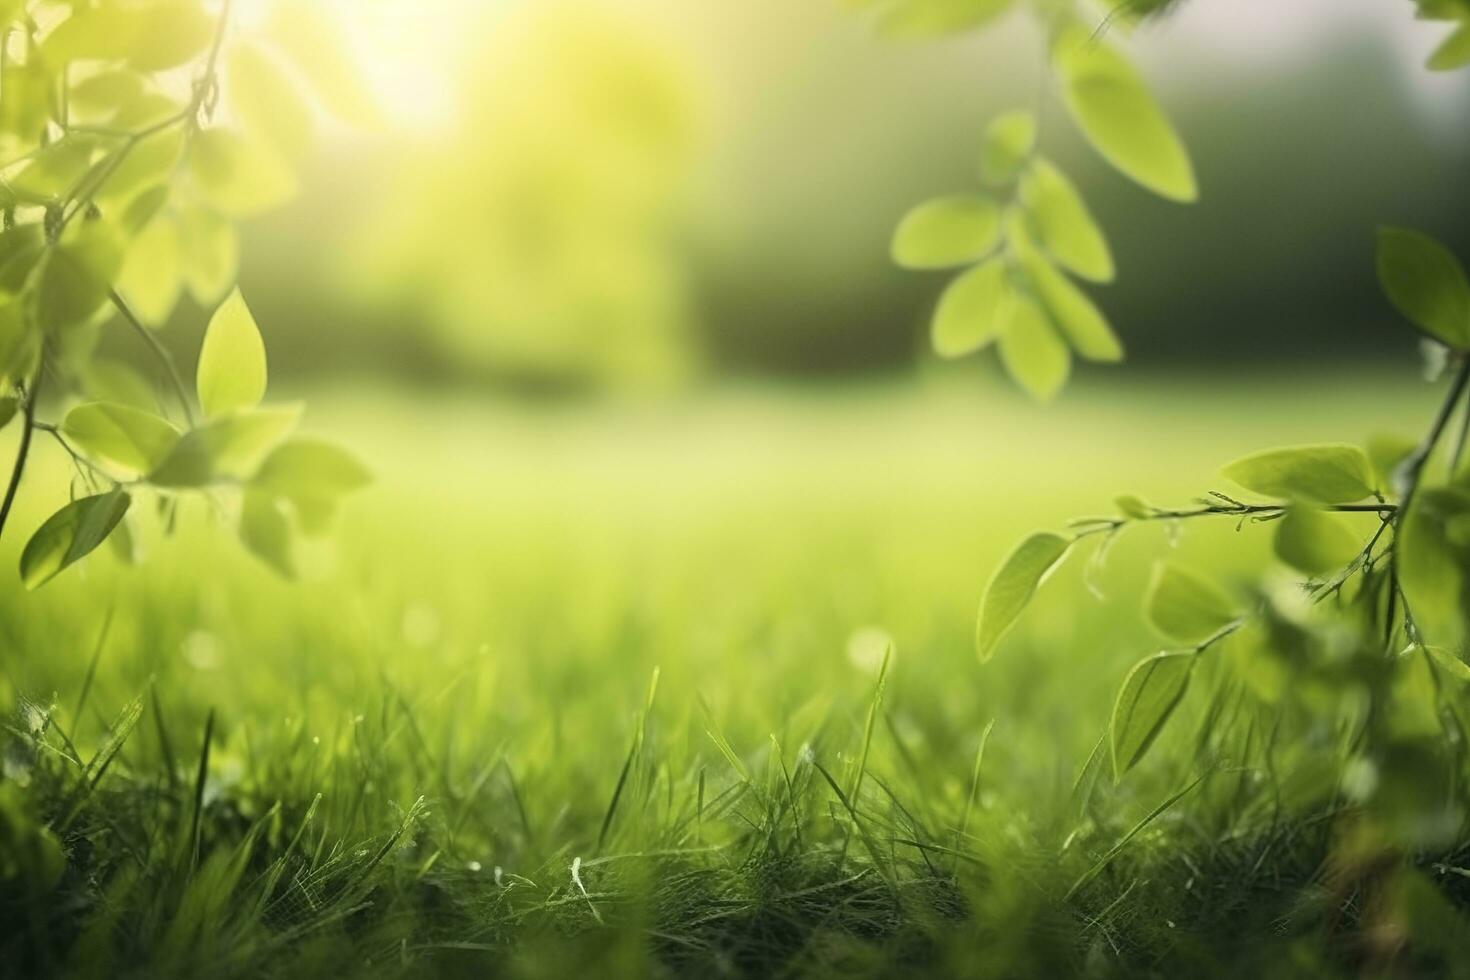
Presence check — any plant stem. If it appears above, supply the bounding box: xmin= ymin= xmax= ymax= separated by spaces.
xmin=1071 ymin=502 xmax=1393 ymax=539
xmin=111 ymin=290 xmax=195 ymax=427
xmin=1398 ymin=357 xmax=1470 ymax=513
xmin=0 ymin=369 xmax=42 ymax=544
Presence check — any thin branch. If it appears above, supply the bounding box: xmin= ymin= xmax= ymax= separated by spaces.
xmin=1070 ymin=501 xmax=1393 ymax=540
xmin=110 ymin=290 xmax=195 ymax=427
xmin=0 ymin=370 xmax=42 ymax=544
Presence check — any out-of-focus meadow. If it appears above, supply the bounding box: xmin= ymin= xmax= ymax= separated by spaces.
xmin=5 ymin=0 xmax=1470 ymax=975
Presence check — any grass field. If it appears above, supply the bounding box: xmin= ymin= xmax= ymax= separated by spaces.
xmin=3 ymin=370 xmax=1465 ymax=978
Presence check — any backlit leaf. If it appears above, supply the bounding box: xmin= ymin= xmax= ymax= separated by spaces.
xmin=1110 ymin=651 xmax=1194 ymax=776
xmin=892 ymin=194 xmax=1001 ymax=269
xmin=19 ymin=489 xmax=130 ymax=590
xmin=28 ymin=222 xmax=123 ymax=331
xmin=931 ymin=258 xmax=1009 ymax=357
xmin=177 ymin=204 xmax=238 ymax=305
xmin=978 ymin=110 xmax=1036 ymax=185
xmin=1221 ymin=443 xmax=1376 ymax=504
xmin=0 ymin=301 xmax=39 ymax=384
xmin=997 ymin=295 xmax=1070 ymax=402
xmin=1399 ymin=487 xmax=1470 ymax=653
xmin=1376 ymin=227 xmax=1470 ymax=350
xmin=1144 ymin=562 xmax=1239 ymax=644
xmin=240 ymin=489 xmax=295 ymax=577
xmin=975 ymin=531 xmax=1071 ymax=660
xmin=1428 ymin=23 xmax=1470 ymax=70
xmin=149 ymin=405 xmax=301 ymax=487
xmin=189 ymin=128 xmax=297 ymax=218
xmin=1020 ymin=159 xmax=1113 ymax=283
xmin=1054 ymin=24 xmax=1196 ymax=202
xmin=197 ymin=288 xmax=267 ymax=418
xmin=62 ymin=401 xmax=181 ymax=475
xmin=115 ymin=212 xmax=182 ymax=326
xmin=1017 ymin=248 xmax=1123 ymax=362
xmin=252 ymin=438 xmax=371 ymax=536
xmin=1273 ymin=506 xmax=1362 ymax=576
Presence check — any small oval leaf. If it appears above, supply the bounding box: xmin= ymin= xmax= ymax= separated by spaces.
xmin=1144 ymin=562 xmax=1239 ymax=645
xmin=62 ymin=401 xmax=180 ymax=474
xmin=978 ymin=109 xmax=1036 ymax=185
xmin=975 ymin=531 xmax=1071 ymax=660
xmin=1111 ymin=650 xmax=1194 ymax=777
xmin=931 ymin=258 xmax=1009 ymax=358
xmin=1017 ymin=247 xmax=1123 ymax=362
xmin=197 ymin=287 xmax=266 ymax=418
xmin=1221 ymin=443 xmax=1377 ymax=505
xmin=892 ymin=194 xmax=1001 ymax=270
xmin=1054 ymin=25 xmax=1196 ymax=202
xmin=20 ymin=489 xmax=130 ymax=590
xmin=1020 ymin=159 xmax=1113 ymax=283
xmin=1273 ymin=506 xmax=1363 ymax=576
xmin=149 ymin=405 xmax=301 ymax=487
xmin=997 ymin=295 xmax=1070 ymax=402
xmin=1376 ymin=227 xmax=1470 ymax=350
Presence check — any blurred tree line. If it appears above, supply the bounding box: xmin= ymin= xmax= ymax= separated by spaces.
xmin=114 ymin=3 xmax=1470 ymax=392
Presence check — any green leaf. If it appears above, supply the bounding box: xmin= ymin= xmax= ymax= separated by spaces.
xmin=19 ymin=488 xmax=130 ymax=590
xmin=975 ymin=531 xmax=1071 ymax=660
xmin=28 ymin=222 xmax=123 ymax=331
xmin=1110 ymin=651 xmax=1194 ymax=776
xmin=62 ymin=401 xmax=181 ymax=475
xmin=1053 ymin=24 xmax=1196 ymax=202
xmin=10 ymin=137 xmax=95 ymax=202
xmin=95 ymin=129 xmax=186 ymax=208
xmin=1115 ymin=494 xmax=1152 ymax=519
xmin=240 ymin=489 xmax=295 ymax=577
xmin=189 ymin=128 xmax=297 ymax=218
xmin=1221 ymin=443 xmax=1377 ymax=504
xmin=1428 ymin=23 xmax=1470 ymax=71
xmin=997 ymin=295 xmax=1070 ymax=402
xmin=197 ymin=288 xmax=267 ymax=418
xmin=891 ymin=194 xmax=1001 ymax=269
xmin=0 ymin=224 xmax=47 ymax=293
xmin=0 ymin=395 xmax=16 ymax=430
xmin=125 ymin=0 xmax=214 ymax=72
xmin=931 ymin=258 xmax=1009 ymax=357
xmin=148 ymin=406 xmax=301 ymax=487
xmin=228 ymin=41 xmax=314 ymax=165
xmin=1017 ymin=247 xmax=1123 ymax=362
xmin=1399 ymin=487 xmax=1470 ymax=653
xmin=1367 ymin=433 xmax=1418 ymax=492
xmin=177 ymin=204 xmax=238 ymax=306
xmin=1376 ymin=227 xmax=1470 ymax=350
xmin=0 ymin=301 xmax=39 ymax=385
xmin=252 ymin=438 xmax=371 ymax=535
xmin=1020 ymin=159 xmax=1113 ymax=283
xmin=1273 ymin=506 xmax=1362 ymax=576
xmin=44 ymin=0 xmax=212 ymax=70
xmin=1424 ymin=644 xmax=1470 ymax=684
xmin=978 ymin=110 xmax=1036 ymax=185
xmin=1144 ymin=562 xmax=1239 ymax=644
xmin=115 ymin=211 xmax=182 ymax=326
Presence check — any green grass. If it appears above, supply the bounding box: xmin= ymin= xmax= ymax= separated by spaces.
xmin=4 ymin=372 xmax=1470 ymax=978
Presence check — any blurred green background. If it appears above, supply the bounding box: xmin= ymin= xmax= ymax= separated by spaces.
xmin=168 ymin=0 xmax=1470 ymax=392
